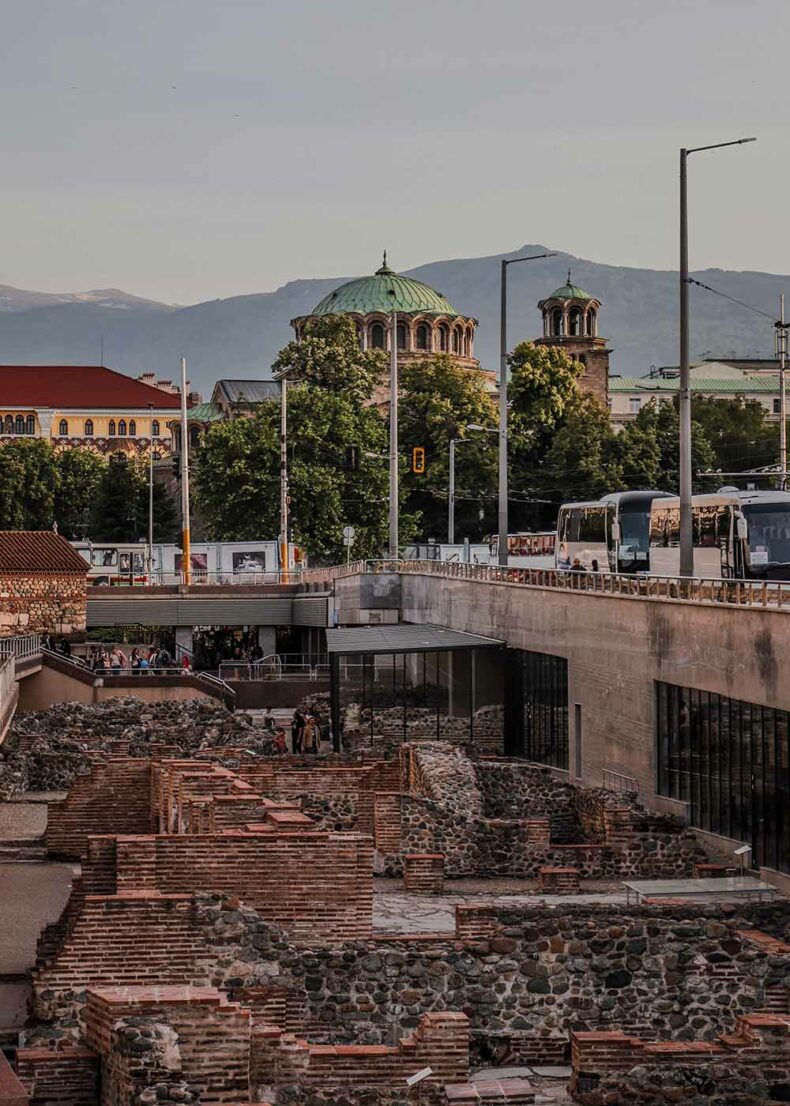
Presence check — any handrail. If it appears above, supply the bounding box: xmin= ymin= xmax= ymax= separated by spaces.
xmin=90 ymin=570 xmax=303 ymax=588
xmin=0 ymin=633 xmax=42 ymax=659
xmin=301 ymin=558 xmax=790 ymax=610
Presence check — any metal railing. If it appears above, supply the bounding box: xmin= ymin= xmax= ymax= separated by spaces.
xmin=218 ymin=653 xmax=329 ymax=682
xmin=301 ymin=558 xmax=790 ymax=609
xmin=0 ymin=633 xmax=42 ymax=659
xmin=89 ymin=570 xmax=302 ymax=588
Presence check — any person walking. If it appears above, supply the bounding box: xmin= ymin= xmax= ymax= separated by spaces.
xmin=302 ymin=712 xmax=318 ymax=755
xmin=291 ymin=709 xmax=304 ymax=754
xmin=130 ymin=648 xmax=141 ymax=674
xmin=109 ymin=646 xmax=126 ymax=674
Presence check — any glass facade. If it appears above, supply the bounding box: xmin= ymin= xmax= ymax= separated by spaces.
xmin=505 ymin=649 xmax=569 ymax=769
xmin=656 ymin=681 xmax=790 ymax=874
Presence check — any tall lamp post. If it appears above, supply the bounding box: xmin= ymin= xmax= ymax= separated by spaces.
xmin=775 ymin=294 xmax=788 ymax=492
xmin=448 ymin=424 xmax=498 ymax=544
xmin=678 ymin=137 xmax=756 ymax=576
xmin=388 ymin=304 xmax=399 ymax=559
xmin=499 ymin=252 xmax=556 ymax=566
xmin=147 ymin=402 xmax=155 ymax=581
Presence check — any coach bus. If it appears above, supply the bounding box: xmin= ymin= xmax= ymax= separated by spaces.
xmin=556 ymin=490 xmax=673 ymax=574
xmin=649 ymin=489 xmax=790 ymax=581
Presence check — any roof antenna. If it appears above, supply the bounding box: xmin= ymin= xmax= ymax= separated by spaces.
xmin=567 ymin=268 xmax=572 ymax=284
xmin=383 ymin=249 xmax=387 ymax=268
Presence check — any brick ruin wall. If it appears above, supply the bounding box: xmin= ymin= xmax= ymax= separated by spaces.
xmin=0 ymin=571 xmax=86 ymax=637
xmin=381 ymin=745 xmax=701 ymax=880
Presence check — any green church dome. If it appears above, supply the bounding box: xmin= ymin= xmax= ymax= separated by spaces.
xmin=546 ymin=271 xmax=593 ymax=302
xmin=311 ymin=255 xmax=460 ymax=317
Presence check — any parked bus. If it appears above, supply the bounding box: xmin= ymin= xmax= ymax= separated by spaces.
xmin=556 ymin=490 xmax=673 ymax=573
xmin=72 ymin=540 xmax=300 ymax=585
xmin=648 ymin=489 xmax=790 ymax=581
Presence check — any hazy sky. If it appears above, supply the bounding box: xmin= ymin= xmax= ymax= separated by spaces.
xmin=1 ymin=0 xmax=788 ymax=303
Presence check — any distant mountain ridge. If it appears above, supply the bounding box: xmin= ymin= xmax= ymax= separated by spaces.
xmin=0 ymin=247 xmax=785 ymax=394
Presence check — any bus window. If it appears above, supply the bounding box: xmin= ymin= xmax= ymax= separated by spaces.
xmin=119 ymin=553 xmax=131 ymax=574
xmin=578 ymin=507 xmax=607 ymax=543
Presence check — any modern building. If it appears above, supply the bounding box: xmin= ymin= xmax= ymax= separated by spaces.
xmin=609 ymin=361 xmax=782 ymax=427
xmin=0 ymin=365 xmax=182 ymax=457
xmin=534 ymin=273 xmax=610 ymax=405
xmin=291 ymin=256 xmax=487 ymax=402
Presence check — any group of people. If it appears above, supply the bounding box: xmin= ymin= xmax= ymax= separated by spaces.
xmin=288 ymin=707 xmax=324 ymax=753
xmin=83 ymin=645 xmax=193 ymax=675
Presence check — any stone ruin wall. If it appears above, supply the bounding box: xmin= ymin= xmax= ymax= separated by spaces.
xmin=0 ymin=570 xmax=86 ymax=637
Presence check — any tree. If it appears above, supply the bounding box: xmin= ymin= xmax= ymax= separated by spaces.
xmin=144 ymin=478 xmax=180 ymax=543
xmin=196 ymin=315 xmax=413 ymax=561
xmin=399 ymin=354 xmax=498 ymax=540
xmin=0 ymin=439 xmax=58 ymax=530
xmin=538 ymin=395 xmax=623 ymax=503
xmin=632 ymin=399 xmax=715 ymax=493
xmin=90 ymin=455 xmax=143 ymax=541
xmin=54 ymin=449 xmax=105 ymax=539
xmin=690 ymin=394 xmax=778 ymax=475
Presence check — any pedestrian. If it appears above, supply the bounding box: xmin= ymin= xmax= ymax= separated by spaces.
xmin=273 ymin=727 xmax=287 ymax=753
xmin=591 ymin=558 xmax=600 ymax=573
xmin=303 ymin=712 xmax=318 ymax=755
xmin=570 ymin=558 xmax=585 ymax=573
xmin=181 ymin=653 xmax=193 ymax=674
xmin=138 ymin=653 xmax=150 ymax=673
xmin=95 ymin=647 xmax=107 ymax=675
xmin=291 ymin=709 xmax=304 ymax=754
xmin=130 ymin=648 xmax=141 ymax=674
xmin=109 ymin=646 xmax=126 ymax=674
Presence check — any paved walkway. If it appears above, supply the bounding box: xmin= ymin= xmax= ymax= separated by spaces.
xmin=372 ymin=878 xmax=626 ymax=934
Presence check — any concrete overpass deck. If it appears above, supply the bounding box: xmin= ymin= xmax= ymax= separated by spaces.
xmin=86 ymin=583 xmax=331 ymax=628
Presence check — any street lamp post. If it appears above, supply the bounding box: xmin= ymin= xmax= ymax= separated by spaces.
xmin=448 ymin=424 xmax=498 ymax=545
xmin=389 ymin=306 xmax=399 ymax=559
xmin=775 ymin=294 xmax=788 ymax=492
xmin=147 ymin=402 xmax=155 ymax=580
xmin=499 ymin=253 xmax=556 ymax=567
xmin=678 ymin=137 xmax=756 ymax=576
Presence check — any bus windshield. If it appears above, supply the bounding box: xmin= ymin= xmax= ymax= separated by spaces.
xmin=742 ymin=504 xmax=790 ymax=566
xmin=617 ymin=507 xmax=651 ymax=565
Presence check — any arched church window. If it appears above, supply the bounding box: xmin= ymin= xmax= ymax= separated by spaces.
xmin=109 ymin=419 xmax=116 ymax=436
xmin=84 ymin=419 xmax=94 ymax=437
xmin=15 ymin=415 xmax=24 ymax=434
xmin=151 ymin=419 xmax=160 ymax=437
xmin=4 ymin=416 xmax=12 ymax=433
xmin=129 ymin=420 xmax=136 ymax=437
xmin=397 ymin=322 xmax=407 ymax=350
xmin=452 ymin=329 xmax=461 ymax=353
xmin=569 ymin=308 xmax=583 ymax=336
xmin=59 ymin=419 xmax=68 ymax=436
xmin=551 ymin=309 xmax=564 ymax=337
xmin=190 ymin=426 xmax=200 ymax=449
xmin=370 ymin=323 xmax=385 ymax=349
xmin=356 ymin=325 xmax=364 ymax=351
xmin=438 ymin=324 xmax=449 ymax=352
xmin=586 ymin=310 xmax=596 ymax=337
xmin=118 ymin=419 xmax=127 ymax=436
xmin=416 ymin=323 xmax=429 ymax=351
xmin=25 ymin=415 xmax=35 ymax=434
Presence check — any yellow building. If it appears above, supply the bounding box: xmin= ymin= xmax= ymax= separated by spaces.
xmin=0 ymin=364 xmax=182 ymax=457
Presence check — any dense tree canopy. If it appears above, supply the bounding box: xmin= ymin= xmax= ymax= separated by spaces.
xmin=196 ymin=315 xmax=414 ymax=561
xmin=88 ymin=454 xmax=179 ymax=543
xmin=54 ymin=449 xmax=105 ymax=539
xmin=399 ymin=354 xmax=498 ymax=540
xmin=0 ymin=439 xmax=58 ymax=530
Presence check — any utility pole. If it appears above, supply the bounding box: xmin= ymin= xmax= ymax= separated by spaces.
xmin=498 ymin=252 xmax=555 ymax=566
xmin=280 ymin=373 xmax=289 ymax=578
xmin=147 ymin=402 xmax=155 ymax=581
xmin=179 ymin=356 xmax=191 ymax=586
xmin=389 ymin=309 xmax=399 ymax=559
xmin=448 ymin=437 xmax=457 ymax=545
xmin=777 ymin=292 xmax=788 ymax=492
xmin=678 ymin=136 xmax=756 ymax=577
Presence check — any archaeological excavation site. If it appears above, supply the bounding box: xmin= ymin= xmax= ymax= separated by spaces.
xmin=0 ymin=691 xmax=788 ymax=1106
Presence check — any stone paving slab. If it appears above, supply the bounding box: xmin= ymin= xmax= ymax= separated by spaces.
xmin=373 ymin=889 xmax=627 ymax=934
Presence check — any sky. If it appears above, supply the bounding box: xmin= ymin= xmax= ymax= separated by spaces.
xmin=0 ymin=0 xmax=788 ymax=304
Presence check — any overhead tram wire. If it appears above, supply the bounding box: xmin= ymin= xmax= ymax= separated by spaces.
xmin=687 ymin=278 xmax=777 ymax=321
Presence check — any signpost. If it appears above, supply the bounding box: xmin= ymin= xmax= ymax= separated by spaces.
xmin=342 ymin=525 xmax=356 ymax=566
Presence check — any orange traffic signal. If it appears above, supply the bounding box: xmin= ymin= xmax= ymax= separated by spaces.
xmin=412 ymin=447 xmax=426 ymax=474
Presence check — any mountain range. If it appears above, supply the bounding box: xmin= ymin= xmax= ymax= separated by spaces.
xmin=0 ymin=246 xmax=786 ymax=396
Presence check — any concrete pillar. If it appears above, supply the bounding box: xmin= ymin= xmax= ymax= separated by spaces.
xmin=257 ymin=626 xmax=277 ymax=657
xmin=175 ymin=627 xmax=193 ymax=656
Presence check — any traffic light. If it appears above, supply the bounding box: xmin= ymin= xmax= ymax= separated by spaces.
xmin=411 ymin=447 xmax=426 ymax=474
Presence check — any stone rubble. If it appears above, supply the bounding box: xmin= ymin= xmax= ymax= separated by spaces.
xmin=0 ymin=697 xmax=279 ymax=797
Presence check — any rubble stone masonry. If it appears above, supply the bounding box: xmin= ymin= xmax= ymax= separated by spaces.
xmin=0 ymin=571 xmax=86 ymax=638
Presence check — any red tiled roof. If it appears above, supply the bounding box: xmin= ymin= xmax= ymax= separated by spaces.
xmin=0 ymin=531 xmax=89 ymax=573
xmin=0 ymin=366 xmax=182 ymax=409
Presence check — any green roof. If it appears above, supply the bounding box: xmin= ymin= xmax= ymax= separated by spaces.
xmin=186 ymin=401 xmax=224 ymax=421
xmin=609 ymin=375 xmax=780 ymax=394
xmin=311 ymin=256 xmax=459 ymax=318
xmin=545 ymin=270 xmax=593 ymax=302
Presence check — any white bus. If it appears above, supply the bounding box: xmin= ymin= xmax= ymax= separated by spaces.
xmin=649 ymin=489 xmax=790 ymax=581
xmin=648 ymin=494 xmax=744 ymax=578
xmin=488 ymin=532 xmax=556 ymax=568
xmin=556 ymin=491 xmax=673 ymax=574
